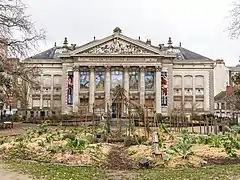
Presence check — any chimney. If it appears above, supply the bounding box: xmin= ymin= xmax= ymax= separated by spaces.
xmin=146 ymin=39 xmax=151 ymax=45
xmin=93 ymin=36 xmax=96 ymax=40
xmin=215 ymin=59 xmax=225 ymax=64
xmin=138 ymin=36 xmax=141 ymax=40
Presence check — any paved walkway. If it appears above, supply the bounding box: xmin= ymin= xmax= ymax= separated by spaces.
xmin=0 ymin=167 xmax=32 ymax=180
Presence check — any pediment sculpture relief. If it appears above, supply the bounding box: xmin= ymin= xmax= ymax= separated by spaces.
xmin=82 ymin=39 xmax=153 ymax=55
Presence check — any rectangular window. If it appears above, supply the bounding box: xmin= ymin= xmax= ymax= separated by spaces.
xmin=80 ymin=71 xmax=89 ymax=89
xmin=129 ymin=71 xmax=139 ymax=90
xmin=111 ymin=70 xmax=123 ymax=88
xmin=67 ymin=71 xmax=73 ymax=106
xmin=145 ymin=71 xmax=154 ymax=90
xmin=95 ymin=71 xmax=105 ymax=90
xmin=161 ymin=71 xmax=168 ymax=106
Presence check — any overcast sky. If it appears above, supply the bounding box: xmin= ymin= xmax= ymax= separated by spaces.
xmin=23 ymin=0 xmax=239 ymax=66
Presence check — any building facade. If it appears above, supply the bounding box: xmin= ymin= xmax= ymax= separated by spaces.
xmin=214 ymin=60 xmax=240 ymax=117
xmin=23 ymin=28 xmax=214 ymax=118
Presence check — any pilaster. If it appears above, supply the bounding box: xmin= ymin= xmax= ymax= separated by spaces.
xmin=40 ymin=74 xmax=43 ymax=109
xmin=155 ymin=66 xmax=162 ymax=114
xmin=61 ymin=65 xmax=68 ymax=113
xmin=89 ymin=66 xmax=95 ymax=113
xmin=140 ymin=66 xmax=145 ymax=106
xmin=73 ymin=66 xmax=79 ymax=112
xmin=167 ymin=64 xmax=173 ymax=115
xmin=209 ymin=68 xmax=214 ymax=113
xmin=105 ymin=66 xmax=111 ymax=112
xmin=123 ymin=66 xmax=129 ymax=114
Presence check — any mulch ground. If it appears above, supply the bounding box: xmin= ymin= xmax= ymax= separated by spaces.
xmin=103 ymin=145 xmax=136 ymax=170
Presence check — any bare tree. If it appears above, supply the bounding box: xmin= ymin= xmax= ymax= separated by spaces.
xmin=225 ymin=73 xmax=240 ymax=110
xmin=0 ymin=0 xmax=45 ymax=111
xmin=229 ymin=0 xmax=240 ymax=38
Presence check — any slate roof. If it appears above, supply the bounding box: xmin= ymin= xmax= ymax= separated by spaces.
xmin=227 ymin=66 xmax=240 ymax=72
xmin=176 ymin=47 xmax=211 ymax=61
xmin=30 ymin=46 xmax=61 ymax=59
xmin=214 ymin=91 xmax=227 ymax=101
xmin=29 ymin=37 xmax=211 ymax=61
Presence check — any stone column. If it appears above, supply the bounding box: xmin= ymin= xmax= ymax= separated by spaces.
xmin=209 ymin=68 xmax=214 ymax=113
xmin=167 ymin=65 xmax=173 ymax=115
xmin=155 ymin=66 xmax=162 ymax=114
xmin=140 ymin=67 xmax=145 ymax=106
xmin=40 ymin=74 xmax=43 ymax=110
xmin=61 ymin=65 xmax=68 ymax=114
xmin=123 ymin=66 xmax=129 ymax=114
xmin=73 ymin=66 xmax=79 ymax=112
xmin=105 ymin=66 xmax=111 ymax=112
xmin=192 ymin=75 xmax=196 ymax=110
xmin=89 ymin=66 xmax=95 ymax=113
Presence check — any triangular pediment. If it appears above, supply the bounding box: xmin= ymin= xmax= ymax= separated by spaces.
xmin=70 ymin=33 xmax=161 ymax=56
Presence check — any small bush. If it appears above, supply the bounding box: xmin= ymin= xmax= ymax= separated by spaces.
xmin=11 ymin=114 xmax=23 ymax=122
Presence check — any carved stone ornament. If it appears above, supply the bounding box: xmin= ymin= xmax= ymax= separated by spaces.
xmin=123 ymin=65 xmax=130 ymax=71
xmin=83 ymin=39 xmax=152 ymax=55
xmin=105 ymin=65 xmax=111 ymax=72
xmin=73 ymin=65 xmax=79 ymax=71
xmin=88 ymin=65 xmax=95 ymax=71
xmin=155 ymin=66 xmax=162 ymax=72
xmin=140 ymin=66 xmax=145 ymax=72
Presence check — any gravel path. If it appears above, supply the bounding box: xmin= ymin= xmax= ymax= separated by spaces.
xmin=0 ymin=167 xmax=33 ymax=180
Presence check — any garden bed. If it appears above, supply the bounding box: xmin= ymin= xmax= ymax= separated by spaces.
xmin=0 ymin=124 xmax=239 ymax=170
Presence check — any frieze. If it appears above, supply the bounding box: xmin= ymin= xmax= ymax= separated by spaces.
xmin=77 ymin=57 xmax=158 ymax=63
xmin=82 ymin=39 xmax=153 ymax=55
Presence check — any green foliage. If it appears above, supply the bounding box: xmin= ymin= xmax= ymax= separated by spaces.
xmin=0 ymin=137 xmax=6 ymax=145
xmin=66 ymin=136 xmax=89 ymax=154
xmin=198 ymin=134 xmax=221 ymax=147
xmin=198 ymin=132 xmax=240 ymax=157
xmin=11 ymin=114 xmax=23 ymax=122
xmin=37 ymin=123 xmax=48 ymax=135
xmin=169 ymin=129 xmax=194 ymax=159
xmin=128 ymin=150 xmax=137 ymax=156
xmin=62 ymin=133 xmax=76 ymax=140
xmin=232 ymin=73 xmax=240 ymax=85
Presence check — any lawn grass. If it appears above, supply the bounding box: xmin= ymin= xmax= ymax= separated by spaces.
xmin=4 ymin=159 xmax=105 ymax=180
xmin=3 ymin=159 xmax=240 ymax=180
xmin=140 ymin=165 xmax=240 ymax=180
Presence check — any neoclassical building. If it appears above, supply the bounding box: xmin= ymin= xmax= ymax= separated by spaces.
xmin=23 ymin=28 xmax=214 ymax=117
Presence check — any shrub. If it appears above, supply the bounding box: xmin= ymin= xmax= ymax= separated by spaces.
xmin=11 ymin=114 xmax=23 ymax=122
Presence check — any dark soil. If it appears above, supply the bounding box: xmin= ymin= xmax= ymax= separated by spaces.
xmin=103 ymin=146 xmax=136 ymax=170
xmin=203 ymin=157 xmax=240 ymax=166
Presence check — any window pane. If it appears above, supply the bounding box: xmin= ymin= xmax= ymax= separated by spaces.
xmin=80 ymin=71 xmax=89 ymax=89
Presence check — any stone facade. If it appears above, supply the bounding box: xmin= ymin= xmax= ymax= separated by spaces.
xmin=22 ymin=28 xmax=215 ymax=118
